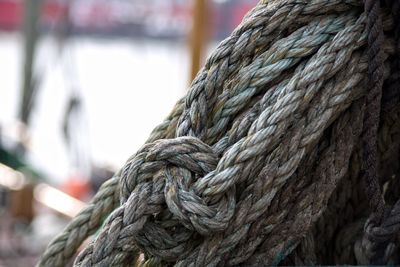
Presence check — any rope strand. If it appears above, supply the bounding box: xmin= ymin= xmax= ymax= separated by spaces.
xmin=358 ymin=0 xmax=400 ymax=264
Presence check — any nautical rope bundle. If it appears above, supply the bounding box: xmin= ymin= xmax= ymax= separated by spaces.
xmin=38 ymin=0 xmax=400 ymax=266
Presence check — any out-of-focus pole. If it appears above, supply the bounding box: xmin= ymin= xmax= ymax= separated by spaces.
xmin=20 ymin=0 xmax=41 ymax=125
xmin=189 ymin=0 xmax=208 ymax=83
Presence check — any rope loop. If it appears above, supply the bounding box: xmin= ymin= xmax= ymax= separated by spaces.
xmin=357 ymin=200 xmax=400 ymax=264
xmin=119 ymin=136 xmax=235 ymax=236
xmin=120 ymin=136 xmax=218 ymax=202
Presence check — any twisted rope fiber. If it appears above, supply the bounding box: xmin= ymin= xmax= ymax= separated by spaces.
xmin=245 ymin=98 xmax=366 ymax=266
xmin=294 ymin=93 xmax=400 ymax=264
xmin=37 ymin=1 xmax=362 ymax=265
xmin=38 ymin=0 xmax=399 ymax=266
xmin=166 ymin=49 xmax=372 ymax=265
xmin=358 ymin=0 xmax=400 ymax=263
xmin=76 ymin=12 xmax=372 ymax=266
xmin=382 ymin=0 xmax=400 ymax=114
xmin=303 ymin=77 xmax=400 ymax=264
xmin=38 ymin=2 xmax=363 ymax=265
xmin=361 ymin=0 xmax=385 ymax=223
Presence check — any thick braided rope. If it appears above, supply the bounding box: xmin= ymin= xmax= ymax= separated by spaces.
xmin=358 ymin=0 xmax=400 ymax=264
xmin=177 ymin=0 xmax=362 ymax=142
xmin=317 ymin=81 xmax=400 ymax=264
xmin=121 ymin=11 xmax=363 ymax=201
xmin=230 ymin=56 xmax=368 ymax=265
xmin=298 ymin=93 xmax=400 ymax=264
xmin=243 ymin=99 xmax=366 ymax=266
xmin=37 ymin=176 xmax=120 ymax=267
xmin=306 ymin=3 xmax=400 ymax=264
xmin=175 ymin=68 xmax=368 ymax=265
xmin=74 ymin=8 xmax=385 ymax=267
xmin=303 ymin=83 xmax=400 ymax=264
xmin=38 ymin=0 xmax=400 ymax=266
xmin=168 ymin=31 xmax=370 ymax=266
xmin=140 ymin=49 xmax=367 ymax=267
xmin=37 ymin=2 xmax=362 ymax=265
xmin=205 ymin=12 xmax=360 ymax=144
xmin=361 ymin=0 xmax=385 ymax=222
xmin=382 ymin=0 xmax=400 ymax=114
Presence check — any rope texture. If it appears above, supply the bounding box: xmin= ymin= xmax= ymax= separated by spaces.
xmin=37 ymin=0 xmax=400 ymax=266
xmin=357 ymin=0 xmax=400 ymax=264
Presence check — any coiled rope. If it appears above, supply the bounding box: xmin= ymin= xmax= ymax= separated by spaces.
xmin=38 ymin=0 xmax=400 ymax=266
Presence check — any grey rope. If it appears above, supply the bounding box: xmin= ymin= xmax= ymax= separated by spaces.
xmin=37 ymin=0 xmax=399 ymax=266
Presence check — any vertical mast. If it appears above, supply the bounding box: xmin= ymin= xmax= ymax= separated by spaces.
xmin=20 ymin=0 xmax=41 ymax=125
xmin=189 ymin=0 xmax=208 ymax=83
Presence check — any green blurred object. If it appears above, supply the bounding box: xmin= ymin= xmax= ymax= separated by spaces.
xmin=0 ymin=144 xmax=46 ymax=183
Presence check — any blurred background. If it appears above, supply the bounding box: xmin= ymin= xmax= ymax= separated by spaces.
xmin=0 ymin=0 xmax=256 ymax=265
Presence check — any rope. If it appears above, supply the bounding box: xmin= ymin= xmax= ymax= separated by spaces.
xmin=382 ymin=0 xmax=400 ymax=114
xmin=357 ymin=0 xmax=400 ymax=264
xmin=361 ymin=0 xmax=385 ymax=217
xmin=37 ymin=0 xmax=400 ymax=266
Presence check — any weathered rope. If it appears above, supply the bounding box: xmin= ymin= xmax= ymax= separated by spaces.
xmin=361 ymin=0 xmax=385 ymax=217
xmin=357 ymin=0 xmax=400 ymax=264
xmin=37 ymin=0 xmax=400 ymax=266
xmin=382 ymin=0 xmax=400 ymax=114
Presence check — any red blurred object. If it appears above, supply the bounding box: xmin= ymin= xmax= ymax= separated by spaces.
xmin=61 ymin=175 xmax=91 ymax=201
xmin=0 ymin=0 xmax=258 ymax=38
xmin=0 ymin=0 xmax=23 ymax=31
xmin=0 ymin=0 xmax=67 ymax=31
xmin=41 ymin=0 xmax=67 ymax=25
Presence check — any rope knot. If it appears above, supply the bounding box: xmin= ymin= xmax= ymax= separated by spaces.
xmin=356 ymin=201 xmax=400 ymax=264
xmin=120 ymin=136 xmax=235 ymax=236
